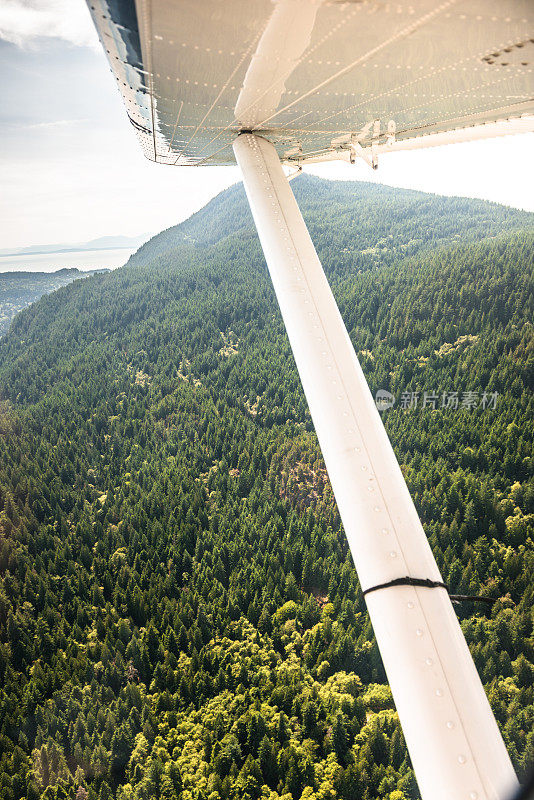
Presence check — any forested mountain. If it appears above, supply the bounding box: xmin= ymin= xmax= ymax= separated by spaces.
xmin=0 ymin=177 xmax=532 ymax=800
xmin=0 ymin=269 xmax=109 ymax=335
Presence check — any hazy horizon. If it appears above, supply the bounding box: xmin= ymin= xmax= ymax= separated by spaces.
xmin=0 ymin=247 xmax=136 ymax=274
xmin=2 ymin=171 xmax=534 ymax=273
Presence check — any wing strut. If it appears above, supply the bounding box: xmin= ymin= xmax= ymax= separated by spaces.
xmin=233 ymin=132 xmax=518 ymax=800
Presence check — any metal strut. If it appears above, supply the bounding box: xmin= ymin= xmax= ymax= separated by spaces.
xmin=233 ymin=132 xmax=517 ymax=800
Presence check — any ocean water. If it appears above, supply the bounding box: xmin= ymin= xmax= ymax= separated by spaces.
xmin=0 ymin=248 xmax=137 ymax=274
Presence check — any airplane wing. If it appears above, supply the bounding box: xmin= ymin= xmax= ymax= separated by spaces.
xmin=88 ymin=0 xmax=534 ymax=166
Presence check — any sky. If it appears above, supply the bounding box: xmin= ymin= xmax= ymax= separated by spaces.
xmin=1 ymin=0 xmax=533 ymax=253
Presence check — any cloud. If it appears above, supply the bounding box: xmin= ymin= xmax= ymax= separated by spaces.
xmin=24 ymin=118 xmax=88 ymax=129
xmin=0 ymin=0 xmax=98 ymax=48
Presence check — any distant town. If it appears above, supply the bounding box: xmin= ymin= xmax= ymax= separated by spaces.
xmin=0 ymin=268 xmax=109 ymax=335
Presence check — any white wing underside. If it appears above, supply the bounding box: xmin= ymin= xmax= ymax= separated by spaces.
xmin=88 ymin=0 xmax=534 ymax=166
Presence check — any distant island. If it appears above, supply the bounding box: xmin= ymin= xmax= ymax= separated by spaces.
xmin=0 ymin=233 xmax=151 ymax=258
xmin=0 ymin=267 xmax=109 ymax=335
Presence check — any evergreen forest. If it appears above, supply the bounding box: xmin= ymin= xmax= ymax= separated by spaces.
xmin=0 ymin=177 xmax=533 ymax=800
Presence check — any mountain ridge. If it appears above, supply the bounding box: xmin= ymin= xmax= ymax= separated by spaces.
xmin=127 ymin=175 xmax=534 ymax=271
